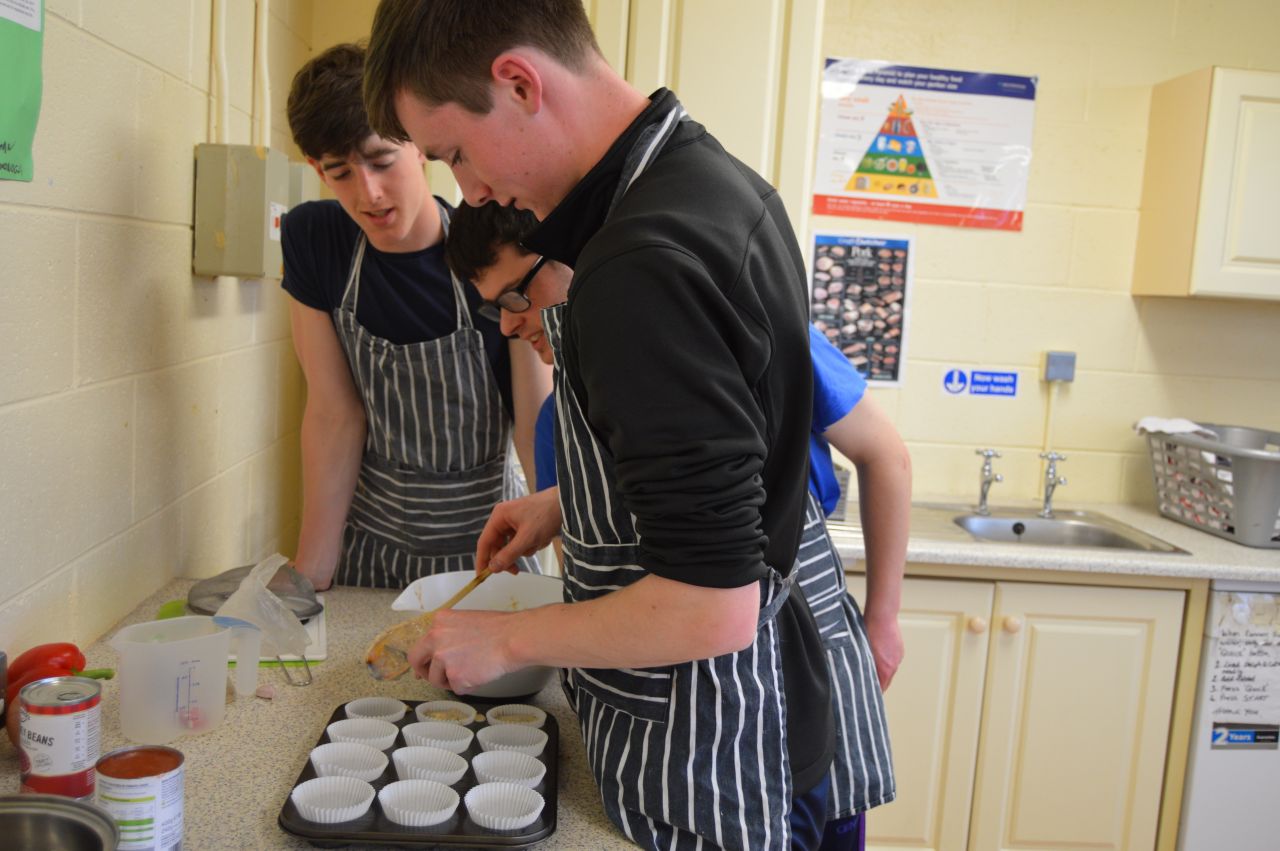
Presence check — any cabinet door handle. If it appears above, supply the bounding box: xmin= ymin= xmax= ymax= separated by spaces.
xmin=1002 ymin=615 xmax=1024 ymax=634
xmin=967 ymin=616 xmax=988 ymax=634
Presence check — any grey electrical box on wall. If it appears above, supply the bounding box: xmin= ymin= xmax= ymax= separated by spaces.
xmin=289 ymin=161 xmax=321 ymax=210
xmin=193 ymin=143 xmax=289 ymax=278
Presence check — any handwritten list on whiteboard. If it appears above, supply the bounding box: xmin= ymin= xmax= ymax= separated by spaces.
xmin=1207 ymin=592 xmax=1280 ymax=722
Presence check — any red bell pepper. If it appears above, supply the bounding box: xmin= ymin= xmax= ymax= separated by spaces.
xmin=4 ymin=642 xmax=114 ymax=746
xmin=8 ymin=642 xmax=87 ymax=683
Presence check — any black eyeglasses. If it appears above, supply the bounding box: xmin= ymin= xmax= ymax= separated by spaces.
xmin=477 ymin=256 xmax=547 ymax=322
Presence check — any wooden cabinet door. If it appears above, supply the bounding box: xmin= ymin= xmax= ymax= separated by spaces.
xmin=622 ymin=0 xmax=825 ymax=228
xmin=969 ymin=582 xmax=1184 ymax=851
xmin=847 ymin=574 xmax=994 ymax=851
xmin=1191 ymin=69 xmax=1280 ymax=299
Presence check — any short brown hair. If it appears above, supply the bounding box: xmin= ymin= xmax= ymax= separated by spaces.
xmin=287 ymin=43 xmax=373 ymax=159
xmin=365 ymin=0 xmax=601 ymax=141
xmin=444 ymin=202 xmax=540 ymax=283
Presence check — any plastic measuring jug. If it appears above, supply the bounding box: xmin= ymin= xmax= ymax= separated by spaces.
xmin=110 ymin=615 xmax=261 ymax=744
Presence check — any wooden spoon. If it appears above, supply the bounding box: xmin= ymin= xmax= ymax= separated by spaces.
xmin=364 ymin=569 xmax=492 ymax=681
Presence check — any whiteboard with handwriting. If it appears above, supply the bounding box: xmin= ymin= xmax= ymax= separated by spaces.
xmin=1206 ymin=592 xmax=1280 ymax=722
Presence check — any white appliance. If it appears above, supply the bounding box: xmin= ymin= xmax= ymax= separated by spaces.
xmin=1178 ymin=579 xmax=1280 ymax=851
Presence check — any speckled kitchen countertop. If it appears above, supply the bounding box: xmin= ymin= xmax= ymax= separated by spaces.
xmin=0 ymin=579 xmax=634 ymax=850
xmin=829 ymin=499 xmax=1280 ymax=582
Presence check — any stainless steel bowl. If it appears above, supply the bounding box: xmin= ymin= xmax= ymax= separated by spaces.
xmin=0 ymin=795 xmax=119 ymax=850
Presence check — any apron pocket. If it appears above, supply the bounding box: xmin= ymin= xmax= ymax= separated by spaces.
xmin=569 ymin=665 xmax=673 ymax=725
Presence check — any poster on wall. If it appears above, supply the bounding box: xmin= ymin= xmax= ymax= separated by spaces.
xmin=813 ymin=58 xmax=1036 ymax=231
xmin=809 ymin=232 xmax=913 ymax=386
xmin=0 ymin=0 xmax=44 ymax=182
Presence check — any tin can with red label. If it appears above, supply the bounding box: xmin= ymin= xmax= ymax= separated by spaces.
xmin=18 ymin=676 xmax=102 ymax=800
xmin=96 ymin=745 xmax=186 ymax=851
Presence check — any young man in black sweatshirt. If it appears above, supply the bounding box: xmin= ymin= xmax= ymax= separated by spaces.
xmin=366 ymin=3 xmax=836 ymax=847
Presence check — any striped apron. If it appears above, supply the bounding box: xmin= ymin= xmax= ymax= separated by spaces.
xmin=545 ymin=97 xmax=798 ymax=848
xmin=331 ymin=201 xmax=537 ymax=587
xmin=546 ymin=304 xmax=796 ymax=850
xmin=795 ymin=493 xmax=896 ymax=818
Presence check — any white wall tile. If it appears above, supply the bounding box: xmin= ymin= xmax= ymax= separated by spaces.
xmin=1068 ymin=209 xmax=1139 ymax=291
xmin=0 ymin=211 xmax=76 ymax=405
xmin=80 ymin=0 xmax=193 ymax=82
xmin=0 ymin=382 xmax=134 ymax=598
xmin=217 ymin=345 xmax=278 ymax=468
xmin=179 ymin=462 xmax=252 ymax=578
xmin=135 ymin=67 xmax=207 ymax=225
xmin=77 ymin=220 xmax=195 ymax=381
xmin=247 ymin=434 xmax=301 ymax=558
xmin=983 ymin=287 xmax=1140 ymax=371
xmin=1134 ymin=297 xmax=1280 ymax=381
xmin=71 ymin=503 xmax=181 ymax=644
xmin=0 ymin=567 xmax=80 ymax=653
xmin=134 ymin=359 xmax=222 ymax=520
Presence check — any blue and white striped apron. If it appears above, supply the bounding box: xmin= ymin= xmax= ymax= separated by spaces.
xmin=546 ymin=304 xmax=796 ymax=850
xmin=795 ymin=493 xmax=896 ymax=818
xmin=332 ymin=201 xmax=537 ymax=587
xmin=544 ymin=97 xmax=798 ymax=848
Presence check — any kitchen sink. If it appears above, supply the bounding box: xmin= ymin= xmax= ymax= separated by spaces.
xmin=953 ymin=508 xmax=1186 ymax=553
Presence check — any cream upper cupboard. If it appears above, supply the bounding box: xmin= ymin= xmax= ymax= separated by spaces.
xmin=1132 ymin=67 xmax=1280 ymax=299
xmin=846 ymin=573 xmax=1185 ymax=851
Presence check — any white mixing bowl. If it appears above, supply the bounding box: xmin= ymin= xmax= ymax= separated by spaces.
xmin=391 ymin=572 xmax=564 ymax=699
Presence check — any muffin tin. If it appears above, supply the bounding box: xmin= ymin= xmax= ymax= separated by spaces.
xmin=279 ymin=699 xmax=558 ymax=847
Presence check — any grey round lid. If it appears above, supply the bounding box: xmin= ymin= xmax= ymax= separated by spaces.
xmin=187 ymin=563 xmax=323 ymax=620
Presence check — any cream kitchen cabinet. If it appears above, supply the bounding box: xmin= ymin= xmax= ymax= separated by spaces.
xmin=1132 ymin=67 xmax=1280 ymax=299
xmin=846 ymin=573 xmax=1186 ymax=851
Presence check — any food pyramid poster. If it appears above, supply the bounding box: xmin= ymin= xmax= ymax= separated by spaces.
xmin=847 ymin=95 xmax=938 ymax=199
xmin=814 ymin=59 xmax=1037 ymax=231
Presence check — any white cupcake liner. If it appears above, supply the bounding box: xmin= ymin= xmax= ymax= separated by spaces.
xmin=310 ymin=742 xmax=389 ymax=782
xmin=378 ymin=779 xmax=461 ymax=827
xmin=392 ymin=745 xmax=469 ymax=785
xmin=401 ymin=720 xmax=474 ymax=753
xmin=476 ymin=724 xmax=548 ymax=756
xmin=326 ymin=718 xmax=399 ymax=751
xmin=464 ymin=781 xmax=545 ymax=831
xmin=345 ymin=696 xmax=408 ymax=723
xmin=471 ymin=750 xmax=546 ymax=788
xmin=414 ymin=699 xmax=478 ymax=725
xmin=291 ymin=776 xmax=376 ymax=824
xmin=485 ymin=703 xmax=547 ymax=728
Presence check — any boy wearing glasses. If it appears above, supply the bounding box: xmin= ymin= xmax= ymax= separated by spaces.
xmin=281 ymin=43 xmax=549 ymax=591
xmin=447 ymin=201 xmax=907 ymax=850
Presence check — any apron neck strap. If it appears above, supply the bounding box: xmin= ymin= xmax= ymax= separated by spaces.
xmin=606 ymin=100 xmax=689 ymax=218
xmin=340 ymin=233 xmax=369 ymax=308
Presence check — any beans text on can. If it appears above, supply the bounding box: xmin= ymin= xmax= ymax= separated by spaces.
xmin=96 ymin=745 xmax=186 ymax=851
xmin=18 ymin=675 xmax=102 ymax=800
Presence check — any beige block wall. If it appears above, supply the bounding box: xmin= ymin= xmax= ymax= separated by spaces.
xmin=820 ymin=0 xmax=1280 ymax=505
xmin=0 ymin=0 xmax=312 ymax=651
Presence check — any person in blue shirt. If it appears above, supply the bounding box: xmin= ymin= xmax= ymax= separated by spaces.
xmin=445 ymin=201 xmax=911 ymax=851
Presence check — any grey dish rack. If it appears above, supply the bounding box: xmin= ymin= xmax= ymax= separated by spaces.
xmin=1146 ymin=424 xmax=1280 ymax=548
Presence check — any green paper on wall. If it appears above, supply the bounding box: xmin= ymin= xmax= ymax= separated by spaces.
xmin=0 ymin=0 xmax=44 ymax=182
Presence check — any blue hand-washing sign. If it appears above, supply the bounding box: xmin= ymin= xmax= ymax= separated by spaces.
xmin=970 ymin=370 xmax=1018 ymax=396
xmin=942 ymin=368 xmax=1018 ymax=397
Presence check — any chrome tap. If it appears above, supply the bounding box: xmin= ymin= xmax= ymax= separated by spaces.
xmin=975 ymin=449 xmax=1003 ymax=516
xmin=1039 ymin=451 xmax=1068 ymax=518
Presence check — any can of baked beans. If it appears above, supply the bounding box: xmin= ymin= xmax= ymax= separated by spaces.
xmin=96 ymin=744 xmax=186 ymax=851
xmin=17 ymin=676 xmax=102 ymax=799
